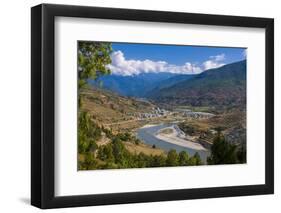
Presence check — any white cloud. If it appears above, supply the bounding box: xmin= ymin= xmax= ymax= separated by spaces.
xmin=203 ymin=60 xmax=225 ymax=70
xmin=203 ymin=54 xmax=225 ymax=70
xmin=108 ymin=51 xmax=202 ymax=76
xmin=108 ymin=51 xmax=226 ymax=76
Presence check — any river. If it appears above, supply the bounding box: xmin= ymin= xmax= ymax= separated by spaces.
xmin=136 ymin=123 xmax=210 ymax=163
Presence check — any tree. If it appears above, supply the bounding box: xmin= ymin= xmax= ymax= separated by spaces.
xmin=78 ymin=41 xmax=112 ymax=159
xmin=78 ymin=111 xmax=100 ymax=153
xmin=207 ymin=131 xmax=237 ymax=165
xmin=97 ymin=144 xmax=114 ymax=162
xmin=166 ymin=149 xmax=179 ymax=166
xmin=193 ymin=152 xmax=202 ymax=165
xmin=79 ymin=152 xmax=98 ymax=170
xmin=179 ymin=151 xmax=189 ymax=166
xmin=112 ymin=137 xmax=130 ymax=166
xmin=136 ymin=152 xmax=151 ymax=168
xmin=78 ymin=41 xmax=112 ymax=90
xmin=116 ymin=132 xmax=132 ymax=141
xmin=188 ymin=152 xmax=202 ymax=166
xmin=151 ymin=154 xmax=166 ymax=167
xmin=135 ymin=138 xmax=141 ymax=145
xmin=237 ymin=145 xmax=246 ymax=163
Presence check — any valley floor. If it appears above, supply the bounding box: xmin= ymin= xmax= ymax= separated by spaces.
xmin=78 ymin=87 xmax=246 ymax=169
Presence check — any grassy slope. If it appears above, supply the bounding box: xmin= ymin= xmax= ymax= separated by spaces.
xmin=124 ymin=142 xmax=165 ymax=156
xmin=80 ymin=87 xmax=154 ymax=128
xmin=179 ymin=109 xmax=246 ymax=146
xmin=79 ymin=87 xmax=164 ymax=157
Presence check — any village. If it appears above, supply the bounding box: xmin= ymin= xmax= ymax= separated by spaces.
xmin=133 ymin=107 xmax=215 ymax=120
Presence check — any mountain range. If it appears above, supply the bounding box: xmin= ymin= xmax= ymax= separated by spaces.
xmin=89 ymin=72 xmax=184 ymax=97
xmin=149 ymin=60 xmax=246 ymax=107
xmin=90 ymin=60 xmax=246 ymax=108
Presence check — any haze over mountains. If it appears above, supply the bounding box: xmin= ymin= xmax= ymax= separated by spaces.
xmin=150 ymin=60 xmax=246 ymax=107
xmin=91 ymin=60 xmax=246 ymax=108
xmin=89 ymin=72 xmax=180 ymax=97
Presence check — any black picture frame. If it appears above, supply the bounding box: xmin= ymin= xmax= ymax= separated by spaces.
xmin=31 ymin=3 xmax=274 ymax=209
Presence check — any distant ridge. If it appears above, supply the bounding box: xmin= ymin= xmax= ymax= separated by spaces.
xmin=89 ymin=72 xmax=180 ymax=97
xmin=148 ymin=60 xmax=246 ymax=108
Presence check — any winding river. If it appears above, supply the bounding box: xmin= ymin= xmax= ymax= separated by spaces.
xmin=136 ymin=123 xmax=210 ymax=163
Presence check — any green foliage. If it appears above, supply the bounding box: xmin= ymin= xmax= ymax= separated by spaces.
xmin=96 ymin=138 xmax=135 ymax=169
xmin=149 ymin=60 xmax=246 ymax=108
xmin=78 ymin=41 xmax=112 ymax=89
xmin=116 ymin=132 xmax=132 ymax=142
xmin=101 ymin=126 xmax=114 ymax=139
xmin=178 ymin=123 xmax=196 ymax=136
xmin=80 ymin=131 xmax=205 ymax=170
xmin=237 ymin=145 xmax=246 ymax=163
xmin=78 ymin=111 xmax=100 ymax=154
xmin=79 ymin=153 xmax=98 ymax=170
xmin=78 ymin=41 xmax=113 ymax=169
xmin=207 ymin=131 xmax=238 ymax=165
xmin=78 ymin=41 xmax=112 ymax=107
xmin=135 ymin=139 xmax=141 ymax=145
xmin=97 ymin=144 xmax=114 ymax=162
xmin=135 ymin=152 xmax=152 ymax=168
xmin=189 ymin=152 xmax=202 ymax=166
xmin=179 ymin=151 xmax=189 ymax=166
xmin=78 ymin=109 xmax=205 ymax=170
xmin=166 ymin=149 xmax=179 ymax=166
xmin=112 ymin=137 xmax=128 ymax=165
xmin=150 ymin=154 xmax=167 ymax=167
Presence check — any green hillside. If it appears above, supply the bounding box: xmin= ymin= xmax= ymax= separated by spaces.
xmin=80 ymin=87 xmax=155 ymax=132
xmin=149 ymin=60 xmax=246 ymax=108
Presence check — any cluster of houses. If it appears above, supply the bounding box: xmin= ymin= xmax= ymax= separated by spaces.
xmin=137 ymin=107 xmax=171 ymax=119
xmin=172 ymin=108 xmax=215 ymax=119
xmin=129 ymin=107 xmax=215 ymax=120
xmin=182 ymin=111 xmax=215 ymax=119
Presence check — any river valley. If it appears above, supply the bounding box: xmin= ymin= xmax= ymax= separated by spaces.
xmin=136 ymin=123 xmax=210 ymax=163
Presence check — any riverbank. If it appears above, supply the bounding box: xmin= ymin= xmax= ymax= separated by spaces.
xmin=136 ymin=123 xmax=210 ymax=162
xmin=155 ymin=125 xmax=207 ymax=151
xmin=139 ymin=124 xmax=160 ymax=129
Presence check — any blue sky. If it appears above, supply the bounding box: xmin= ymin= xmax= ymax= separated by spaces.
xmin=108 ymin=42 xmax=246 ymax=76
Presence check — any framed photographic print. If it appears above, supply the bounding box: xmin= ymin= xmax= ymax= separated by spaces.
xmin=31 ymin=3 xmax=274 ymax=209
